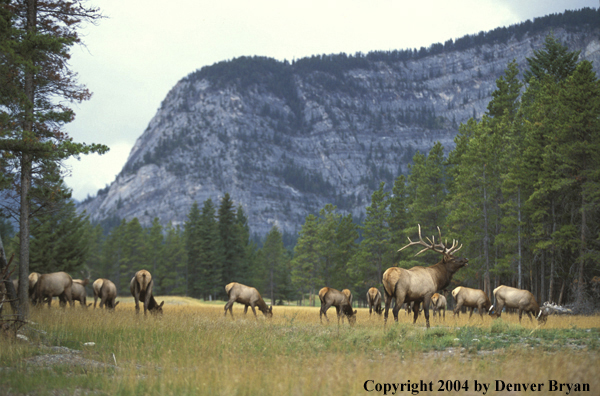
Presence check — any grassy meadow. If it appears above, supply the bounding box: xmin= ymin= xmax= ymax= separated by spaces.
xmin=1 ymin=298 xmax=599 ymax=395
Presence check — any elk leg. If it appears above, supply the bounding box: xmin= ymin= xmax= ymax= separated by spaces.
xmin=383 ymin=291 xmax=393 ymax=324
xmin=442 ymin=308 xmax=445 ymax=320
xmin=392 ymin=298 xmax=403 ymax=322
xmin=412 ymin=301 xmax=421 ymax=324
xmin=422 ymin=294 xmax=432 ymax=328
xmin=453 ymin=302 xmax=462 ymax=318
xmin=320 ymin=303 xmax=331 ymax=323
xmin=469 ymin=307 xmax=474 ymax=319
xmin=224 ymin=300 xmax=235 ymax=317
xmin=250 ymin=304 xmax=258 ymax=318
xmin=133 ymin=282 xmax=141 ymax=314
xmin=518 ymin=309 xmax=523 ymax=323
xmin=243 ymin=305 xmax=249 ymax=315
xmin=526 ymin=311 xmax=533 ymax=322
xmin=100 ymin=295 xmax=106 ymax=309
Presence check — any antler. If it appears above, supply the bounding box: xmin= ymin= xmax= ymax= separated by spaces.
xmin=398 ymin=224 xmax=462 ymax=257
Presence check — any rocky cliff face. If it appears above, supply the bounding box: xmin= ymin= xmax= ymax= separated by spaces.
xmin=79 ymin=25 xmax=600 ymax=236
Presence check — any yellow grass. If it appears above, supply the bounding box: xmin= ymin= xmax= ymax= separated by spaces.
xmin=1 ymin=297 xmax=599 ymax=395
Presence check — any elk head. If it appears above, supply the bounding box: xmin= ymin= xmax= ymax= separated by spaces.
xmin=399 ymin=224 xmax=468 ymax=272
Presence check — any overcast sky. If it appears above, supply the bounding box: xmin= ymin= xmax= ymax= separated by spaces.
xmin=63 ymin=0 xmax=598 ymax=201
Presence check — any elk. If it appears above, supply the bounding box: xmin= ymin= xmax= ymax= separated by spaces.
xmin=318 ymin=287 xmax=357 ymax=325
xmin=93 ymin=278 xmax=120 ymax=310
xmin=430 ymin=293 xmax=447 ymax=320
xmin=12 ymin=272 xmax=40 ymax=300
xmin=488 ymin=285 xmax=540 ymax=322
xmin=130 ymin=269 xmax=164 ymax=315
xmin=224 ymin=282 xmax=272 ymax=319
xmin=32 ymin=272 xmax=74 ymax=308
xmin=70 ymin=279 xmax=91 ymax=308
xmin=367 ymin=287 xmax=382 ymax=316
xmin=452 ymin=286 xmax=490 ymax=319
xmin=383 ymin=225 xmax=468 ymax=328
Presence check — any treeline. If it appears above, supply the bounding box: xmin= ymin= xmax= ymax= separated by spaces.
xmin=186 ymin=8 xmax=598 ymax=93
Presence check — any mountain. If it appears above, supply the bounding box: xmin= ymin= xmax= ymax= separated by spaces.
xmin=78 ymin=9 xmax=600 ymax=236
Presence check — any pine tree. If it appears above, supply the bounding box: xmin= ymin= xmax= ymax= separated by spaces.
xmin=218 ymin=193 xmax=241 ymax=292
xmin=144 ymin=218 xmax=164 ymax=294
xmin=352 ymin=182 xmax=390 ymax=289
xmin=0 ymin=0 xmax=108 ymax=319
xmin=184 ymin=202 xmax=202 ymax=297
xmin=28 ymin=199 xmax=91 ymax=275
xmin=262 ymin=225 xmax=286 ymax=304
xmin=524 ymin=34 xmax=580 ymax=84
xmin=200 ymin=199 xmax=221 ymax=300
xmin=290 ymin=214 xmax=320 ymax=305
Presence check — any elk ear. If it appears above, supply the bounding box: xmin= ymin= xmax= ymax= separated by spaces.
xmin=354 ymin=310 xmax=357 ymax=315
xmin=159 ymin=301 xmax=165 ymax=308
xmin=114 ymin=301 xmax=120 ymax=307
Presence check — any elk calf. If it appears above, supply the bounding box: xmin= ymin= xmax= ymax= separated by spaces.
xmin=318 ymin=287 xmax=357 ymax=325
xmin=452 ymin=286 xmax=490 ymax=319
xmin=430 ymin=293 xmax=446 ymax=320
xmin=489 ymin=285 xmax=540 ymax=323
xmin=93 ymin=278 xmax=120 ymax=310
xmin=367 ymin=287 xmax=382 ymax=316
xmin=224 ymin=282 xmax=272 ymax=319
xmin=130 ymin=270 xmax=163 ymax=315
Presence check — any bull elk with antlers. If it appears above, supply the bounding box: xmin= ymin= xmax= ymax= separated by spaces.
xmin=383 ymin=225 xmax=468 ymax=328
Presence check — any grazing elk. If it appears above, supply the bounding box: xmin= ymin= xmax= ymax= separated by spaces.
xmin=367 ymin=287 xmax=382 ymax=316
xmin=32 ymin=272 xmax=74 ymax=308
xmin=430 ymin=293 xmax=447 ymax=320
xmin=383 ymin=225 xmax=468 ymax=328
xmin=69 ymin=279 xmax=91 ymax=308
xmin=224 ymin=282 xmax=272 ymax=319
xmin=452 ymin=286 xmax=490 ymax=319
xmin=489 ymin=285 xmax=540 ymax=323
xmin=93 ymin=278 xmax=120 ymax=310
xmin=318 ymin=287 xmax=357 ymax=325
xmin=130 ymin=270 xmax=164 ymax=315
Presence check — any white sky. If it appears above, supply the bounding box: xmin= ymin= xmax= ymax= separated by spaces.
xmin=63 ymin=0 xmax=598 ymax=201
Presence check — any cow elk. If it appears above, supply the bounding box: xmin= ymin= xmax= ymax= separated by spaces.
xmin=452 ymin=286 xmax=491 ymax=320
xmin=430 ymin=293 xmax=447 ymax=320
xmin=70 ymin=279 xmax=92 ymax=308
xmin=318 ymin=287 xmax=357 ymax=325
xmin=130 ymin=270 xmax=163 ymax=315
xmin=93 ymin=278 xmax=120 ymax=310
xmin=367 ymin=287 xmax=382 ymax=316
xmin=32 ymin=272 xmax=74 ymax=308
xmin=224 ymin=282 xmax=272 ymax=319
xmin=383 ymin=225 xmax=468 ymax=328
xmin=489 ymin=285 xmax=540 ymax=323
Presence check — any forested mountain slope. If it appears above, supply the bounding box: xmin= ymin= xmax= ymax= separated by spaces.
xmin=78 ymin=9 xmax=600 ymax=235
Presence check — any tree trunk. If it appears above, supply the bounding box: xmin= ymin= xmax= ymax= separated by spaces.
xmin=549 ymin=200 xmax=556 ymax=302
xmin=517 ymin=187 xmax=522 ymax=289
xmin=576 ymin=191 xmax=586 ymax=306
xmin=482 ymin=168 xmax=491 ymax=299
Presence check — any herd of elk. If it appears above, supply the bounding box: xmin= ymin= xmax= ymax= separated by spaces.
xmin=224 ymin=282 xmax=272 ymax=318
xmin=383 ymin=225 xmax=468 ymax=328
